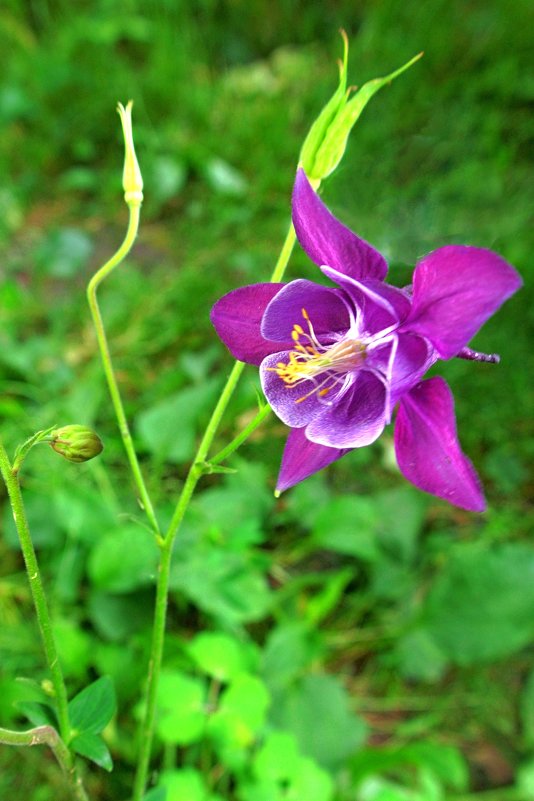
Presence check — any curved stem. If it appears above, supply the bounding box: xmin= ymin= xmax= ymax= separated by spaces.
xmin=0 ymin=440 xmax=70 ymax=741
xmin=210 ymin=404 xmax=272 ymax=465
xmin=132 ymin=220 xmax=298 ymax=800
xmin=87 ymin=205 xmax=160 ymax=538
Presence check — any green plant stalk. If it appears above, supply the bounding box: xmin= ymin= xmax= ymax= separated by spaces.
xmin=0 ymin=726 xmax=88 ymax=801
xmin=0 ymin=440 xmax=70 ymax=740
xmin=131 ymin=221 xmax=298 ymax=801
xmin=0 ymin=442 xmax=89 ymax=801
xmin=210 ymin=403 xmax=272 ymax=465
xmin=87 ymin=205 xmax=160 ymax=538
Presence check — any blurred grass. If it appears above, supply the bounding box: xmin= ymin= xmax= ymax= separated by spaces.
xmin=1 ymin=0 xmax=534 ymax=799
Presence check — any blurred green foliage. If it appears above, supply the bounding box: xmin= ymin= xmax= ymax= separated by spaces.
xmin=1 ymin=0 xmax=534 ymax=799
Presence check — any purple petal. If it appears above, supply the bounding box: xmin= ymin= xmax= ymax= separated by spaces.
xmin=292 ymin=169 xmax=388 ymax=281
xmin=322 ymin=266 xmax=411 ymax=334
xmin=261 ymin=279 xmax=351 ymax=342
xmin=405 ymin=245 xmax=522 ymax=359
xmin=210 ymin=283 xmax=289 ymax=365
xmin=260 ymin=350 xmax=340 ymax=428
xmin=388 ymin=333 xmax=436 ymax=406
xmin=394 ymin=376 xmax=486 ymax=512
xmin=306 ymin=369 xmax=387 ymax=448
xmin=276 ymin=428 xmax=351 ymax=492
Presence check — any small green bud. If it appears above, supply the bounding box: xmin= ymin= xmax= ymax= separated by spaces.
xmin=49 ymin=425 xmax=103 ymax=463
xmin=117 ymin=100 xmax=143 ymax=206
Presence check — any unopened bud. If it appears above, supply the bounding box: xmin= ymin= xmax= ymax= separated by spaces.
xmin=50 ymin=425 xmax=103 ymax=463
xmin=117 ymin=100 xmax=143 ymax=206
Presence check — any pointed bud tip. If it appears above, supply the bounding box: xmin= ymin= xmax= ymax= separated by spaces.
xmin=117 ymin=99 xmax=143 ymax=205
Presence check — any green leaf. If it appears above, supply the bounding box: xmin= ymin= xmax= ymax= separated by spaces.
xmin=137 ymin=380 xmax=220 ymax=463
xmin=209 ymin=673 xmax=270 ymax=750
xmin=71 ymin=731 xmax=113 ymax=772
xmin=188 ymin=632 xmax=255 ymax=682
xmin=88 ymin=589 xmax=154 ymax=641
xmin=311 ymin=496 xmax=381 ymax=560
xmin=17 ymin=701 xmax=58 ymax=729
xmin=269 ymin=673 xmax=366 ymax=769
xmin=88 ymin=524 xmax=159 ymax=593
xmin=156 ymin=671 xmax=206 ymax=745
xmin=68 ymin=676 xmax=116 ymax=735
xmin=159 ymin=769 xmax=208 ymax=801
xmin=143 ymin=789 xmax=167 ymax=801
xmin=423 ymin=543 xmax=534 ymax=664
xmin=52 ymin=618 xmax=92 ymax=679
xmin=262 ymin=622 xmax=325 ymax=691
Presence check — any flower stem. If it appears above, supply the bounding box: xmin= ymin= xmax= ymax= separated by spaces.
xmin=0 ymin=726 xmax=88 ymax=801
xmin=131 ymin=219 xmax=298 ymax=800
xmin=209 ymin=404 xmax=272 ymax=465
xmin=0 ymin=439 xmax=70 ymax=741
xmin=87 ymin=205 xmax=160 ymax=538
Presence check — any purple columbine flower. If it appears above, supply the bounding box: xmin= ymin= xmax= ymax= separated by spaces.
xmin=211 ymin=169 xmax=522 ymax=512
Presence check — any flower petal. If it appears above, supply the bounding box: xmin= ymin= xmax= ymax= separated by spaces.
xmin=394 ymin=376 xmax=486 ymax=512
xmin=210 ymin=283 xmax=289 ymax=365
xmin=261 ymin=279 xmax=351 ymax=342
xmin=292 ymin=168 xmax=388 ymax=281
xmin=260 ymin=350 xmax=341 ymax=428
xmin=405 ymin=245 xmax=522 ymax=359
xmin=322 ymin=266 xmax=411 ymax=334
xmin=306 ymin=369 xmax=387 ymax=448
xmin=276 ymin=427 xmax=351 ymax=492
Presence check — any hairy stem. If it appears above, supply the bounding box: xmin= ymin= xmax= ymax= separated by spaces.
xmin=87 ymin=204 xmax=160 ymax=538
xmin=0 ymin=440 xmax=70 ymax=740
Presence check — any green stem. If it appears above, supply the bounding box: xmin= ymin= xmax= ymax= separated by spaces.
xmin=0 ymin=441 xmax=70 ymax=741
xmin=210 ymin=404 xmax=272 ymax=465
xmin=0 ymin=725 xmax=88 ymax=801
xmin=87 ymin=204 xmax=160 ymax=538
xmin=132 ymin=220 xmax=298 ymax=800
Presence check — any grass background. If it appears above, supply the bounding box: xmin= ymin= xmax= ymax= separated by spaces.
xmin=1 ymin=1 xmax=533 ymax=799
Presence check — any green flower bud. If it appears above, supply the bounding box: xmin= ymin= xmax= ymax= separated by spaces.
xmin=299 ymin=32 xmax=423 ymax=182
xmin=117 ymin=100 xmax=143 ymax=206
xmin=49 ymin=425 xmax=103 ymax=463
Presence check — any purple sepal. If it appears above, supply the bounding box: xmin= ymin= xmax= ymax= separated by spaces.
xmin=210 ymin=283 xmax=289 ymax=365
xmin=394 ymin=376 xmax=486 ymax=512
xmin=292 ymin=169 xmax=388 ymax=281
xmin=406 ymin=245 xmax=522 ymax=359
xmin=276 ymin=427 xmax=351 ymax=492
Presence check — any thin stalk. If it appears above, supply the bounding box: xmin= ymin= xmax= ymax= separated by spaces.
xmin=132 ymin=220 xmax=298 ymax=800
xmin=0 ymin=725 xmax=88 ymax=801
xmin=0 ymin=440 xmax=70 ymax=741
xmin=87 ymin=205 xmax=160 ymax=538
xmin=210 ymin=404 xmax=272 ymax=465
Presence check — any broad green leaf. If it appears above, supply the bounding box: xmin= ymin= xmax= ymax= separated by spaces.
xmin=52 ymin=618 xmax=92 ymax=679
xmin=88 ymin=524 xmax=159 ymax=593
xmin=88 ymin=589 xmax=154 ymax=642
xmin=71 ymin=731 xmax=113 ymax=772
xmin=311 ymin=496 xmax=381 ymax=560
xmin=262 ymin=622 xmax=325 ymax=691
xmin=423 ymin=543 xmax=534 ymax=664
xmin=209 ymin=673 xmax=270 ymax=748
xmin=156 ymin=671 xmax=206 ymax=745
xmin=269 ymin=673 xmax=366 ymax=769
xmin=68 ymin=676 xmax=116 ymax=735
xmin=159 ymin=769 xmax=208 ymax=801
xmin=394 ymin=628 xmax=447 ymax=683
xmin=187 ymin=632 xmax=254 ymax=681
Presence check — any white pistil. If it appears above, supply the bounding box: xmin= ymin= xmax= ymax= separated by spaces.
xmin=267 ymin=307 xmax=365 ymax=404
